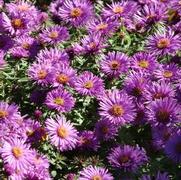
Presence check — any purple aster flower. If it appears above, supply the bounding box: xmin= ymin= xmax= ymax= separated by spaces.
xmin=79 ymin=165 xmax=114 ymax=180
xmin=78 ymin=130 xmax=100 ymax=151
xmin=45 ymin=115 xmax=78 ymax=151
xmin=0 ymin=101 xmax=20 ymax=122
xmin=152 ymin=125 xmax=179 ymax=150
xmin=99 ymin=90 xmax=136 ymax=125
xmin=147 ymin=97 xmax=180 ymax=127
xmin=75 ymin=71 xmax=104 ymax=97
xmin=164 ymin=132 xmax=181 ymax=163
xmin=37 ymin=47 xmax=69 ymax=64
xmin=102 ymin=1 xmax=138 ymax=21
xmin=0 ymin=51 xmax=6 ymax=70
xmin=50 ymin=0 xmax=63 ymax=20
xmin=1 ymin=138 xmax=33 ymax=172
xmin=100 ymin=51 xmax=130 ymax=77
xmin=95 ymin=118 xmax=118 ymax=141
xmin=0 ymin=35 xmax=14 ymax=52
xmin=39 ymin=25 xmax=69 ymax=45
xmin=144 ymin=81 xmax=175 ymax=102
xmin=45 ymin=87 xmax=75 ymax=113
xmin=9 ymin=46 xmax=29 ymax=58
xmin=86 ymin=17 xmax=118 ymax=36
xmin=53 ymin=62 xmax=77 ymax=87
xmin=28 ymin=61 xmax=54 ymax=86
xmin=146 ymin=29 xmax=181 ymax=56
xmin=141 ymin=171 xmax=169 ymax=180
xmin=73 ymin=33 xmax=106 ymax=55
xmin=58 ymin=0 xmax=93 ymax=27
xmin=154 ymin=63 xmax=181 ymax=82
xmin=131 ymin=52 xmax=158 ymax=73
xmin=108 ymin=145 xmax=148 ymax=172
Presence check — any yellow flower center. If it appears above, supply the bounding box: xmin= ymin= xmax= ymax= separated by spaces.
xmin=89 ymin=42 xmax=97 ymax=49
xmin=163 ymin=70 xmax=173 ymax=78
xmin=26 ymin=130 xmax=34 ymax=137
xmin=56 ymin=74 xmax=69 ymax=84
xmin=37 ymin=70 xmax=47 ymax=79
xmin=12 ymin=147 xmax=23 ymax=159
xmin=110 ymin=60 xmax=120 ymax=70
xmin=57 ymin=126 xmax=68 ymax=138
xmin=153 ymin=93 xmax=165 ymax=99
xmin=11 ymin=18 xmax=23 ymax=28
xmin=96 ymin=23 xmax=108 ymax=30
xmin=70 ymin=8 xmax=83 ymax=18
xmin=22 ymin=43 xmax=30 ymax=49
xmin=92 ymin=175 xmax=102 ymax=180
xmin=157 ymin=38 xmax=170 ymax=49
xmin=132 ymin=87 xmax=142 ymax=97
xmin=101 ymin=126 xmax=109 ymax=134
xmin=0 ymin=110 xmax=8 ymax=118
xmin=49 ymin=31 xmax=59 ymax=39
xmin=54 ymin=97 xmax=64 ymax=106
xmin=138 ymin=60 xmax=149 ymax=68
xmin=110 ymin=105 xmax=124 ymax=117
xmin=113 ymin=6 xmax=124 ymax=14
xmin=84 ymin=81 xmax=94 ymax=89
xmin=156 ymin=110 xmax=170 ymax=123
xmin=119 ymin=155 xmax=130 ymax=164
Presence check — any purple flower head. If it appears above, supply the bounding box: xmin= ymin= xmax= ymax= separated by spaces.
xmin=78 ymin=130 xmax=100 ymax=151
xmin=108 ymin=145 xmax=148 ymax=172
xmin=39 ymin=25 xmax=69 ymax=45
xmin=58 ymin=0 xmax=94 ymax=27
xmin=164 ymin=132 xmax=181 ymax=163
xmin=50 ymin=0 xmax=63 ymax=19
xmin=75 ymin=71 xmax=104 ymax=97
xmin=45 ymin=115 xmax=78 ymax=151
xmin=45 ymin=87 xmax=75 ymax=113
xmin=99 ymin=90 xmax=136 ymax=125
xmin=147 ymin=97 xmax=180 ymax=127
xmin=95 ymin=118 xmax=118 ymax=141
xmin=131 ymin=52 xmax=158 ymax=73
xmin=100 ymin=51 xmax=130 ymax=77
xmin=141 ymin=171 xmax=169 ymax=180
xmin=146 ymin=29 xmax=181 ymax=56
xmin=79 ymin=165 xmax=114 ymax=180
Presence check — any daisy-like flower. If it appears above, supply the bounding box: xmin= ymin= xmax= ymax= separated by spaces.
xmin=53 ymin=62 xmax=76 ymax=87
xmin=45 ymin=87 xmax=75 ymax=113
xmin=146 ymin=29 xmax=181 ymax=56
xmin=145 ymin=81 xmax=175 ymax=102
xmin=164 ymin=132 xmax=181 ymax=163
xmin=95 ymin=118 xmax=118 ymax=141
xmin=102 ymin=1 xmax=137 ymax=21
xmin=39 ymin=25 xmax=69 ymax=45
xmin=131 ymin=52 xmax=158 ymax=73
xmin=79 ymin=165 xmax=114 ymax=180
xmin=45 ymin=115 xmax=78 ymax=151
xmin=37 ymin=47 xmax=69 ymax=64
xmin=75 ymin=71 xmax=104 ymax=97
xmin=108 ymin=145 xmax=148 ymax=172
xmin=28 ymin=61 xmax=54 ymax=86
xmin=100 ymin=51 xmax=130 ymax=77
xmin=147 ymin=97 xmax=180 ymax=127
xmin=58 ymin=0 xmax=93 ymax=27
xmin=1 ymin=138 xmax=32 ymax=172
xmin=99 ymin=90 xmax=136 ymax=125
xmin=154 ymin=63 xmax=180 ymax=82
xmin=141 ymin=171 xmax=170 ymax=180
xmin=0 ymin=101 xmax=20 ymax=121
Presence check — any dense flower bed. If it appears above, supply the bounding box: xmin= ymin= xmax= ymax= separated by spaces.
xmin=0 ymin=0 xmax=181 ymax=179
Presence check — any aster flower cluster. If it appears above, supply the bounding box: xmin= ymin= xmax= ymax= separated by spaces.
xmin=0 ymin=0 xmax=181 ymax=179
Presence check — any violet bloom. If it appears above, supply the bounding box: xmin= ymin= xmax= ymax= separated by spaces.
xmin=74 ymin=71 xmax=104 ymax=97
xmin=1 ymin=138 xmax=33 ymax=172
xmin=146 ymin=29 xmax=181 ymax=56
xmin=141 ymin=171 xmax=170 ymax=180
xmin=95 ymin=118 xmax=118 ymax=141
xmin=108 ymin=145 xmax=148 ymax=172
xmin=78 ymin=130 xmax=100 ymax=151
xmin=58 ymin=0 xmax=93 ymax=27
xmin=45 ymin=115 xmax=78 ymax=151
xmin=99 ymin=90 xmax=136 ymax=125
xmin=45 ymin=87 xmax=75 ymax=113
xmin=79 ymin=165 xmax=114 ymax=180
xmin=39 ymin=25 xmax=69 ymax=45
xmin=50 ymin=0 xmax=63 ymax=19
xmin=131 ymin=52 xmax=158 ymax=73
xmin=147 ymin=98 xmax=180 ymax=127
xmin=100 ymin=51 xmax=130 ymax=77
xmin=164 ymin=132 xmax=181 ymax=163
